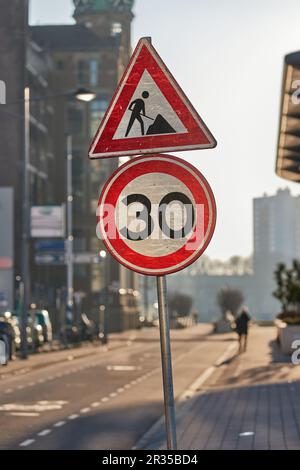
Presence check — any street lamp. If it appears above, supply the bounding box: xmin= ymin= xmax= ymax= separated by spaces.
xmin=19 ymin=87 xmax=96 ymax=358
xmin=74 ymin=87 xmax=97 ymax=103
xmin=64 ymin=89 xmax=96 ymax=332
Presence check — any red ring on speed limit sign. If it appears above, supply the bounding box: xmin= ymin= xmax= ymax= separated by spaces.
xmin=97 ymin=154 xmax=216 ymax=276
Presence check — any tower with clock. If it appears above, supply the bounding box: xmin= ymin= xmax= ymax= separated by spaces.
xmin=73 ymin=0 xmax=135 ymax=66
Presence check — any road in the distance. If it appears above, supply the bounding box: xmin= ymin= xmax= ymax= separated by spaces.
xmin=0 ymin=326 xmax=233 ymax=450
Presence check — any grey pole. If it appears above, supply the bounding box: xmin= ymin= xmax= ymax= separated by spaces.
xmin=103 ymin=253 xmax=110 ymax=345
xmin=20 ymin=87 xmax=30 ymax=359
xmin=144 ymin=275 xmax=149 ymax=321
xmin=156 ymin=275 xmax=177 ymax=450
xmin=66 ymin=135 xmax=74 ymax=327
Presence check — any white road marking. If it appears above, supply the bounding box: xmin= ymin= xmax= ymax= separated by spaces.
xmin=117 ymin=388 xmax=124 ymax=393
xmin=131 ymin=380 xmax=137 ymax=385
xmin=17 ymin=385 xmax=24 ymax=389
xmin=109 ymin=392 xmax=117 ymax=398
xmin=9 ymin=412 xmax=40 ymax=417
xmin=80 ymin=407 xmax=91 ymax=414
xmin=38 ymin=429 xmax=51 ymax=437
xmin=180 ymin=342 xmax=239 ymax=401
xmin=107 ymin=365 xmax=140 ymax=371
xmin=214 ymin=342 xmax=238 ymax=366
xmin=91 ymin=402 xmax=100 ymax=408
xmin=124 ymin=384 xmax=131 ymax=389
xmin=68 ymin=414 xmax=79 ymax=420
xmin=0 ymin=402 xmax=65 ymax=412
xmin=54 ymin=421 xmax=66 ymax=427
xmin=5 ymin=389 xmax=12 ymax=393
xmin=101 ymin=397 xmax=109 ymax=402
xmin=19 ymin=439 xmax=35 ymax=447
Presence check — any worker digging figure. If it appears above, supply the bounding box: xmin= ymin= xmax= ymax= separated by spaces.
xmin=125 ymin=91 xmax=149 ymax=137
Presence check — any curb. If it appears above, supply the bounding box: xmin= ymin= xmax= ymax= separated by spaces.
xmin=0 ymin=324 xmax=213 ymax=380
xmin=0 ymin=341 xmax=128 ymax=381
xmin=133 ymin=340 xmax=238 ymax=450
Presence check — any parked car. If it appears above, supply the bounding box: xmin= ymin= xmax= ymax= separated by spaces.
xmin=0 ymin=313 xmax=16 ymax=364
xmin=79 ymin=313 xmax=95 ymax=342
xmin=12 ymin=313 xmax=44 ymax=351
xmin=9 ymin=315 xmax=21 ymax=351
xmin=28 ymin=314 xmax=44 ymax=349
xmin=33 ymin=310 xmax=53 ymax=343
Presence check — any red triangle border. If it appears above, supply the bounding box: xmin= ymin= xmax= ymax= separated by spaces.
xmin=89 ymin=38 xmax=217 ymax=159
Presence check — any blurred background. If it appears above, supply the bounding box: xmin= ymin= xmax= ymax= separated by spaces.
xmin=1 ymin=0 xmax=300 ymax=348
xmin=2 ymin=0 xmax=300 ymax=452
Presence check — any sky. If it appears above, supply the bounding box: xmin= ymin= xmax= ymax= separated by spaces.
xmin=30 ymin=0 xmax=300 ymax=260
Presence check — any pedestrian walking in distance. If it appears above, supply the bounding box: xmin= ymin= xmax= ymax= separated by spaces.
xmin=125 ymin=91 xmax=149 ymax=137
xmin=235 ymin=307 xmax=251 ymax=353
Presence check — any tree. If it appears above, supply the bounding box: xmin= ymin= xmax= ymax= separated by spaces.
xmin=273 ymin=260 xmax=300 ymax=312
xmin=217 ymin=286 xmax=244 ymax=318
xmin=168 ymin=293 xmax=193 ymax=319
xmin=229 ymin=256 xmax=242 ymax=275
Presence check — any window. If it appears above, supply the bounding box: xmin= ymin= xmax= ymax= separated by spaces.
xmin=90 ymin=98 xmax=108 ymax=137
xmin=89 ymin=59 xmax=99 ymax=87
xmin=111 ymin=22 xmax=122 ymax=37
xmin=77 ymin=60 xmax=88 ymax=85
xmin=67 ymin=102 xmax=84 ymax=135
xmin=77 ymin=59 xmax=100 ymax=86
xmin=56 ymin=60 xmax=64 ymax=71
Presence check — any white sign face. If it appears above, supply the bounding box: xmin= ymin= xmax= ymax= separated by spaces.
xmin=113 ymin=70 xmax=188 ymax=140
xmin=31 ymin=206 xmax=65 ymax=238
xmin=89 ymin=38 xmax=217 ymax=159
xmin=115 ymin=172 xmax=196 ymax=257
xmin=97 ymin=154 xmax=217 ymax=276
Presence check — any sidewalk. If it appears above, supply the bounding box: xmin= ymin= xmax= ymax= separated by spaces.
xmin=0 ymin=323 xmax=213 ymax=381
xmin=140 ymin=325 xmax=300 ymax=450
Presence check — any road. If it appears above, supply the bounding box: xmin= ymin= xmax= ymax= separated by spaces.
xmin=0 ymin=325 xmax=234 ymax=450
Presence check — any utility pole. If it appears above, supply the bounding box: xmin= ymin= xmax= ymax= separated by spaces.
xmin=144 ymin=275 xmax=149 ymax=321
xmin=20 ymin=87 xmax=30 ymax=359
xmin=66 ymin=135 xmax=74 ymax=326
xmin=3 ymin=89 xmax=95 ymax=355
xmin=99 ymin=250 xmax=110 ymax=345
xmin=157 ymin=275 xmax=177 ymax=450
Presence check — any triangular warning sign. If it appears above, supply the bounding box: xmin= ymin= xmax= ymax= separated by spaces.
xmin=89 ymin=38 xmax=217 ymax=159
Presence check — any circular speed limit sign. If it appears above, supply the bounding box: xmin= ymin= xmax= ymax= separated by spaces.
xmin=97 ymin=154 xmax=216 ymax=276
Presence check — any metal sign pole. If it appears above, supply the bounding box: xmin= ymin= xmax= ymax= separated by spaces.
xmin=156 ymin=275 xmax=177 ymax=450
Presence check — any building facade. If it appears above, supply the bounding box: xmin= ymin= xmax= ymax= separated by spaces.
xmin=169 ymin=189 xmax=300 ymax=321
xmin=0 ymin=0 xmax=140 ymax=332
xmin=253 ymin=188 xmax=300 ymax=275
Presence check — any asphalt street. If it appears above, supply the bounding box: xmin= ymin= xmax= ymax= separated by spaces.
xmin=0 ymin=326 xmax=233 ymax=450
